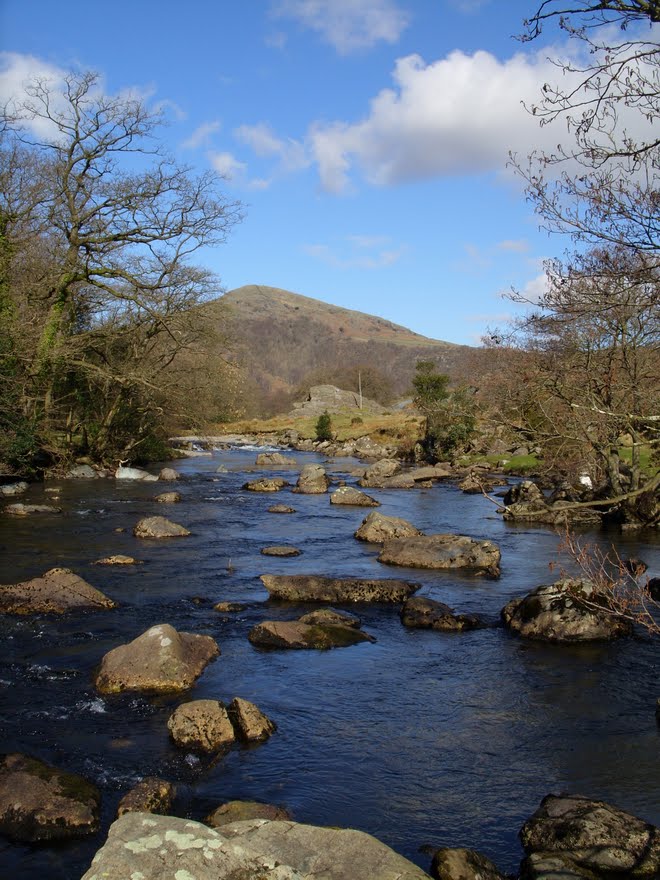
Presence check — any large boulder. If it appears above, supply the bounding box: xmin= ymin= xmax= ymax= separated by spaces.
xmin=378 ymin=535 xmax=501 ymax=578
xmin=248 ymin=618 xmax=374 ymax=650
xmin=260 ymin=574 xmax=419 ymax=603
xmin=431 ymin=847 xmax=507 ymax=880
xmin=115 ymin=465 xmax=157 ymax=481
xmin=167 ymin=700 xmax=236 ymax=753
xmin=293 ymin=463 xmax=330 ymax=494
xmin=206 ymin=800 xmax=291 ymax=828
xmin=0 ymin=567 xmax=116 ymax=615
xmin=81 ymin=813 xmax=430 ymax=880
xmin=158 ymin=467 xmax=180 ymax=480
xmin=133 ymin=515 xmax=190 ymax=538
xmin=358 ymin=459 xmax=401 ymax=488
xmin=116 ymin=777 xmax=175 ymax=817
xmin=400 ymin=597 xmax=484 ymax=632
xmin=355 ymin=511 xmax=423 ymax=543
xmin=256 ymin=452 xmax=296 ymax=466
xmin=501 ymin=579 xmax=633 ymax=643
xmin=94 ymin=624 xmax=219 ymax=694
xmin=330 ymin=486 xmax=380 ymax=507
xmin=0 ymin=753 xmax=100 ymax=842
xmin=519 ymin=793 xmax=660 ymax=878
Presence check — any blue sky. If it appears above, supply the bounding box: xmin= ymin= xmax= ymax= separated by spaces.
xmin=1 ymin=0 xmax=580 ymax=344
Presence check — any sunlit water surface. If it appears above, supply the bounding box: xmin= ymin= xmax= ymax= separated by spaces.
xmin=0 ymin=449 xmax=658 ymax=878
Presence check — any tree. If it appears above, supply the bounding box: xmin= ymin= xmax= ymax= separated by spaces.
xmin=0 ymin=70 xmax=242 ymax=466
xmin=315 ymin=410 xmax=333 ymax=441
xmin=412 ymin=360 xmax=476 ymax=459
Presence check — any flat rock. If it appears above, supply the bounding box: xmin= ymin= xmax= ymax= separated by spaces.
xmin=0 ymin=567 xmax=116 ymax=615
xmin=154 ymin=491 xmax=182 ymax=503
xmin=249 ymin=619 xmax=374 ymax=650
xmin=133 ymin=515 xmax=190 ymax=538
xmin=81 ymin=813 xmax=430 ymax=880
xmin=298 ymin=608 xmax=361 ymax=628
xmin=0 ymin=753 xmax=100 ymax=842
xmin=410 ymin=465 xmax=452 ymax=481
xmin=94 ymin=623 xmax=219 ymax=694
xmin=93 ymin=555 xmax=141 ymax=566
xmin=501 ymin=579 xmax=633 ymax=643
xmin=329 ymin=486 xmax=380 ymax=506
xmin=244 ymin=477 xmax=290 ymax=492
xmin=355 ymin=511 xmax=423 ymax=543
xmin=167 ymin=699 xmax=236 ymax=753
xmin=260 ymin=574 xmax=420 ymax=603
xmin=256 ymin=452 xmax=296 ymax=466
xmin=431 ymin=847 xmax=507 ymax=879
xmin=116 ymin=777 xmax=175 ymax=817
xmin=228 ymin=697 xmax=277 ymax=742
xmin=268 ymin=503 xmax=296 ymax=513
xmin=4 ymin=503 xmax=62 ymax=515
xmin=519 ymin=793 xmax=660 ymax=878
xmin=293 ymin=463 xmax=330 ymax=494
xmin=261 ymin=545 xmax=301 ymax=557
xmin=0 ymin=481 xmax=29 ymax=496
xmin=206 ymin=800 xmax=291 ymax=828
xmin=401 ymin=597 xmax=483 ymax=632
xmin=378 ymin=534 xmax=501 ymax=578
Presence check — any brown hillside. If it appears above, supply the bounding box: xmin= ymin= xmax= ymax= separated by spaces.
xmin=206 ymin=285 xmax=475 ymax=414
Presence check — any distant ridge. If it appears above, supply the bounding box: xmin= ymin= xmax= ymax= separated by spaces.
xmin=206 ymin=285 xmax=474 ymax=414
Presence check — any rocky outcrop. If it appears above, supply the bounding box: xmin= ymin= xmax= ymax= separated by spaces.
xmin=501 ymin=579 xmax=632 ymax=643
xmin=243 ymin=477 xmax=290 ymax=492
xmin=0 ymin=753 xmax=100 ymax=842
xmin=431 ymin=847 xmax=507 ymax=880
xmin=248 ymin=616 xmax=375 ymax=650
xmin=94 ymin=624 xmax=219 ymax=694
xmin=358 ymin=459 xmax=401 ymax=488
xmin=154 ymin=491 xmax=182 ymax=503
xmin=330 ymin=486 xmax=380 ymax=507
xmin=378 ymin=535 xmax=501 ymax=578
xmin=290 ymin=384 xmax=387 ymax=418
xmin=400 ymin=597 xmax=484 ymax=632
xmin=355 ymin=511 xmax=423 ymax=543
xmin=167 ymin=700 xmax=236 ymax=753
xmin=260 ymin=574 xmax=419 ymax=603
xmin=228 ymin=697 xmax=277 ymax=742
xmin=81 ymin=813 xmax=430 ymax=880
xmin=261 ymin=545 xmax=301 ymax=557
xmin=519 ymin=793 xmax=660 ymax=878
xmin=116 ymin=778 xmax=175 ymax=817
xmin=293 ymin=463 xmax=330 ymax=494
xmin=133 ymin=515 xmax=190 ymax=538
xmin=256 ymin=452 xmax=296 ymax=466
xmin=206 ymin=800 xmax=291 ymax=828
xmin=0 ymin=567 xmax=116 ymax=615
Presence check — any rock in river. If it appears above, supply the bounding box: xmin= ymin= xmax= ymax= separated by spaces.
xmin=0 ymin=567 xmax=116 ymax=615
xmin=260 ymin=574 xmax=419 ymax=603
xmin=228 ymin=697 xmax=277 ymax=742
xmin=249 ymin=617 xmax=375 ymax=650
xmin=116 ymin=777 xmax=175 ymax=817
xmin=4 ymin=502 xmax=62 ymax=516
xmin=401 ymin=597 xmax=484 ymax=632
xmin=501 ymin=578 xmax=633 ymax=643
xmin=80 ymin=812 xmax=431 ymax=880
xmin=243 ymin=477 xmax=290 ymax=492
xmin=154 ymin=491 xmax=182 ymax=503
xmin=94 ymin=623 xmax=219 ymax=694
xmin=167 ymin=700 xmax=236 ymax=753
xmin=261 ymin=545 xmax=301 ymax=557
xmin=378 ymin=534 xmax=501 ymax=578
xmin=330 ymin=485 xmax=380 ymax=507
xmin=358 ymin=458 xmax=401 ymax=488
xmin=293 ymin=463 xmax=330 ymax=494
xmin=0 ymin=753 xmax=100 ymax=842
xmin=355 ymin=511 xmax=422 ymax=543
xmin=431 ymin=847 xmax=507 ymax=880
xmin=206 ymin=800 xmax=291 ymax=828
xmin=519 ymin=793 xmax=660 ymax=878
xmin=133 ymin=515 xmax=190 ymax=538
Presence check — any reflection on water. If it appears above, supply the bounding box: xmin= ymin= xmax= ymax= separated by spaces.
xmin=0 ymin=449 xmax=659 ymax=879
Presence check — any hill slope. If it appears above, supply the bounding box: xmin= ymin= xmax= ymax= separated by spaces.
xmin=207 ymin=285 xmax=475 ymax=414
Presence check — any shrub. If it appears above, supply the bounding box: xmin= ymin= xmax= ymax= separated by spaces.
xmin=315 ymin=411 xmax=333 ymax=441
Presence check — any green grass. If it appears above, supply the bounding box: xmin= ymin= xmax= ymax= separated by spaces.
xmin=619 ymin=445 xmax=658 ymax=476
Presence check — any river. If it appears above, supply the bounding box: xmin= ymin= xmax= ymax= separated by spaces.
xmin=0 ymin=448 xmax=659 ymax=878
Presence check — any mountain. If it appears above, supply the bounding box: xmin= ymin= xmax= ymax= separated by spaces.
xmin=205 ymin=285 xmax=476 ymax=415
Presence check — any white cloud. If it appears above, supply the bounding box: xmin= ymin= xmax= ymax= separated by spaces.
xmin=307 ymin=48 xmax=574 ymax=192
xmin=182 ymin=120 xmax=221 ymax=149
xmin=303 ymin=235 xmax=407 ymax=269
xmin=519 ymin=272 xmax=550 ymax=304
xmin=497 ymin=239 xmax=530 ymax=253
xmin=272 ymin=0 xmax=409 ymax=53
xmin=234 ymin=122 xmax=309 ymax=173
xmin=0 ymin=52 xmax=80 ymax=139
xmin=208 ymin=151 xmax=248 ymax=180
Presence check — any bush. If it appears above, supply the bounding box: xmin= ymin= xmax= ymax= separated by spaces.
xmin=315 ymin=411 xmax=333 ymax=441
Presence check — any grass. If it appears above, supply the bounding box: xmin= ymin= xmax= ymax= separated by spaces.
xmin=619 ymin=445 xmax=658 ymax=476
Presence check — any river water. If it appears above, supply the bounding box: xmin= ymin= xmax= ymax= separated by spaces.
xmin=0 ymin=448 xmax=659 ymax=879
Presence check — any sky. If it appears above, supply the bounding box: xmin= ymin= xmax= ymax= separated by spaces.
xmin=0 ymin=0 xmax=590 ymax=345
